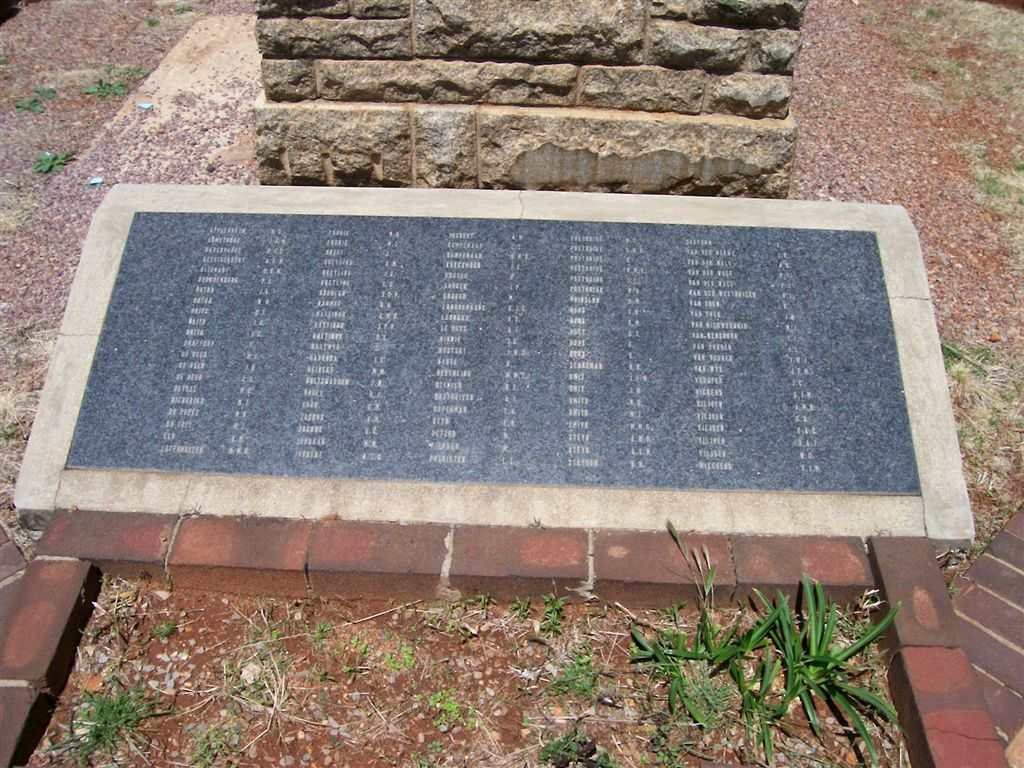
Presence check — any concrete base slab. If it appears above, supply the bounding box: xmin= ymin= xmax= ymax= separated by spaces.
xmin=15 ymin=185 xmax=972 ymax=543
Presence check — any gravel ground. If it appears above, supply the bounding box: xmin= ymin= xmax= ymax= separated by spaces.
xmin=791 ymin=0 xmax=1023 ymax=346
xmin=0 ymin=0 xmax=256 ymax=334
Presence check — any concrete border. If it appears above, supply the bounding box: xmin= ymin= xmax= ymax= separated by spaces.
xmin=15 ymin=184 xmax=972 ymax=542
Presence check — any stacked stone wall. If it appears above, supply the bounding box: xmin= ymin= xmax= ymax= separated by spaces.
xmin=256 ymin=0 xmax=804 ymax=196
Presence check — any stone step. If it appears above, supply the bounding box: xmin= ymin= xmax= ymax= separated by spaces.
xmin=256 ymin=14 xmax=800 ymax=74
xmin=255 ymin=100 xmax=795 ymax=196
xmin=262 ymin=59 xmax=791 ymax=120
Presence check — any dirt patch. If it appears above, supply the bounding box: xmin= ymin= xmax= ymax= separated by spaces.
xmin=0 ymin=1 xmax=256 ymax=555
xmin=27 ymin=578 xmax=902 ymax=768
xmin=792 ymin=0 xmax=1024 ymax=347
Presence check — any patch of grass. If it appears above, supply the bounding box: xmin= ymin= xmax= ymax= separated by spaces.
xmin=82 ymin=66 xmax=150 ymax=99
xmin=15 ymin=97 xmax=44 ymax=113
xmin=151 ymin=620 xmax=177 ymax=640
xmin=83 ymin=78 xmax=128 ymax=98
xmin=174 ymin=2 xmax=194 ymax=12
xmin=62 ymin=687 xmax=159 ymax=763
xmin=383 ymin=642 xmax=415 ymax=672
xmin=311 ymin=620 xmax=332 ymax=648
xmin=631 ymin=572 xmax=899 ymax=764
xmin=32 ymin=151 xmax=74 ymax=174
xmin=510 ymin=595 xmax=532 ymax=620
xmin=541 ymin=593 xmax=567 ymax=636
xmin=550 ymin=647 xmax=600 ymax=699
xmin=427 ymin=689 xmax=474 ymax=731
xmin=145 ymin=16 xmax=160 ymax=26
xmin=944 ymin=340 xmax=1024 ymax=550
xmin=190 ymin=724 xmax=239 ymax=768
xmin=540 ymin=729 xmax=618 ymax=768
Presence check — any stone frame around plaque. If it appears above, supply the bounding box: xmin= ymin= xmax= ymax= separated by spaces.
xmin=14 ymin=185 xmax=972 ymax=543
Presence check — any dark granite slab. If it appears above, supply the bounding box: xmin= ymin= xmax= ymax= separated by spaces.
xmin=67 ymin=212 xmax=920 ymax=494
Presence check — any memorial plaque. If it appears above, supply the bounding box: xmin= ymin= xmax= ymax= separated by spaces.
xmin=66 ymin=210 xmax=919 ymax=494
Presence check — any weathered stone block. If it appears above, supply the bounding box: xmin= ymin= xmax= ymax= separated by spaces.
xmin=651 ymin=0 xmax=807 ymax=29
xmin=352 ymin=0 xmax=409 ymax=18
xmin=257 ymin=0 xmax=350 ymax=17
xmin=578 ymin=66 xmax=706 ymax=114
xmin=650 ymin=20 xmax=799 ymax=74
xmin=257 ymin=17 xmax=412 ymax=59
xmin=476 ymin=106 xmax=794 ymax=197
xmin=413 ymin=106 xmax=477 ymax=187
xmin=318 ymin=59 xmax=577 ymax=106
xmin=747 ymin=28 xmax=800 ymax=74
xmin=413 ymin=0 xmax=645 ymax=65
xmin=256 ymin=101 xmax=413 ymax=186
xmin=704 ymin=73 xmax=790 ymax=118
xmin=262 ymin=59 xmax=317 ymax=101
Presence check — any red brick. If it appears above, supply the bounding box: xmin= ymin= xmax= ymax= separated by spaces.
xmin=869 ymin=537 xmax=960 ymax=650
xmin=37 ymin=511 xmax=175 ymax=579
xmin=989 ymin=532 xmax=1024 ymax=573
xmin=0 ymin=579 xmax=18 ymax=627
xmin=968 ymin=555 xmax=1024 ymax=609
xmin=308 ymin=521 xmax=447 ymax=599
xmin=168 ymin=517 xmax=311 ymax=597
xmin=922 ymin=709 xmax=1010 ymax=767
xmin=978 ymin=673 xmax=1024 ymax=743
xmin=594 ymin=530 xmax=734 ymax=606
xmin=732 ymin=536 xmax=872 ymax=602
xmin=0 ymin=687 xmax=53 ymax=768
xmin=0 ymin=559 xmax=99 ymax=693
xmin=889 ymin=647 xmax=1006 ymax=768
xmin=0 ymin=538 xmax=25 ymax=582
xmin=450 ymin=526 xmax=586 ymax=599
xmin=956 ymin=583 xmax=1024 ymax=650
xmin=958 ymin=618 xmax=1024 ymax=696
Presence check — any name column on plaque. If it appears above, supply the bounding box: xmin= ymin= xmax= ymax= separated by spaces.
xmin=228 ymin=225 xmax=286 ymax=458
xmin=776 ymin=251 xmax=824 ymax=476
xmin=361 ymin=229 xmax=404 ymax=464
xmin=499 ymin=229 xmax=529 ymax=466
xmin=567 ymin=232 xmax=605 ymax=470
xmin=158 ymin=223 xmax=246 ymax=458
xmin=684 ymin=239 xmax=754 ymax=474
xmin=297 ymin=228 xmax=354 ymax=462
xmin=429 ymin=231 xmax=485 ymax=466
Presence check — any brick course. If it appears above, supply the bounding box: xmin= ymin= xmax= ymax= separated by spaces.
xmin=168 ymin=517 xmax=311 ymax=597
xmin=868 ymin=537 xmax=961 ymax=649
xmin=889 ymin=647 xmax=1007 ymax=768
xmin=308 ymin=520 xmax=447 ymax=598
xmin=732 ymin=535 xmax=872 ymax=601
xmin=0 ymin=559 xmax=99 ymax=693
xmin=37 ymin=510 xmax=174 ymax=579
xmin=450 ymin=526 xmax=587 ymax=598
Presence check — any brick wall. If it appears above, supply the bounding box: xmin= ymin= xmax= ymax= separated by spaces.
xmin=255 ymin=0 xmax=804 ymax=196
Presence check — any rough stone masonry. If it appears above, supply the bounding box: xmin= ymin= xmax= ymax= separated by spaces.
xmin=255 ymin=0 xmax=804 ymax=196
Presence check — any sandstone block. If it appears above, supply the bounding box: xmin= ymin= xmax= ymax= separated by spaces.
xmin=414 ymin=106 xmax=477 ymax=187
xmin=476 ymin=106 xmax=794 ymax=197
xmin=578 ymin=66 xmax=705 ymax=114
xmin=704 ymin=72 xmax=790 ymax=118
xmin=352 ymin=0 xmax=409 ymax=18
xmin=257 ymin=17 xmax=412 ymax=59
xmin=256 ymin=102 xmax=413 ymax=186
xmin=318 ymin=59 xmax=577 ymax=106
xmin=651 ymin=0 xmax=807 ymax=29
xmin=747 ymin=28 xmax=800 ymax=74
xmin=650 ymin=20 xmax=799 ymax=74
xmin=257 ymin=0 xmax=350 ymax=18
xmin=414 ymin=0 xmax=645 ymax=65
xmin=262 ymin=59 xmax=317 ymax=101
